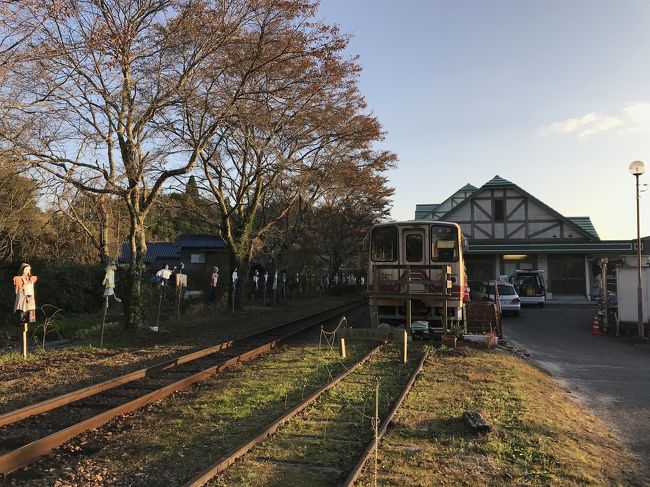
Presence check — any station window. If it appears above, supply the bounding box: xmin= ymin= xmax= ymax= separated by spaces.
xmin=190 ymin=252 xmax=205 ymax=264
xmin=430 ymin=225 xmax=459 ymax=262
xmin=405 ymin=234 xmax=423 ymax=262
xmin=493 ymin=199 xmax=505 ymax=221
xmin=371 ymin=226 xmax=398 ymax=262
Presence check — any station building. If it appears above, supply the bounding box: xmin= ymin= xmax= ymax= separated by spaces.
xmin=415 ymin=175 xmax=640 ymax=300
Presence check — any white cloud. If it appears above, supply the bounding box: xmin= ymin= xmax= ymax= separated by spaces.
xmin=540 ymin=102 xmax=650 ymax=139
xmin=539 ymin=112 xmax=623 ymax=138
xmin=622 ymin=102 xmax=650 ymax=133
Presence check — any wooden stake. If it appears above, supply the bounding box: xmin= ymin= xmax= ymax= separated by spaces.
xmin=100 ymin=296 xmax=108 ymax=347
xmin=406 ymin=266 xmax=411 ymax=333
xmin=155 ymin=285 xmax=163 ymax=331
xmin=374 ymin=379 xmax=379 ymax=487
xmin=402 ymin=329 xmax=408 ymax=363
xmin=22 ymin=323 xmax=28 ymax=359
xmin=339 ymin=337 xmax=346 ymax=358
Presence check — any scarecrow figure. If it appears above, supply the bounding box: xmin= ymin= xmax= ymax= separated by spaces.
xmin=14 ymin=263 xmax=37 ymax=325
xmin=102 ymin=261 xmax=121 ymax=303
xmin=156 ymin=263 xmax=173 ymax=285
xmin=253 ymin=269 xmax=259 ymax=291
xmin=232 ymin=268 xmax=238 ymax=289
xmin=210 ymin=266 xmax=219 ymax=301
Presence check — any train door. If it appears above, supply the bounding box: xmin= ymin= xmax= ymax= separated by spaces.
xmin=402 ymin=228 xmax=426 ymax=292
xmin=402 ymin=228 xmax=425 ymax=265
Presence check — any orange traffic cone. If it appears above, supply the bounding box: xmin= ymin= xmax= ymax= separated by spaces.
xmin=591 ymin=316 xmax=601 ymax=335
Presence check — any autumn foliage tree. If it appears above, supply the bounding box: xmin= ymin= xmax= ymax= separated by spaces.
xmin=186 ymin=0 xmax=395 ymax=306
xmin=304 ymin=156 xmax=394 ymax=275
xmin=0 ymin=0 xmax=265 ymax=325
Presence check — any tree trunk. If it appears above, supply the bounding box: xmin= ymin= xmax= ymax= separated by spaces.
xmin=124 ymin=216 xmax=147 ymax=328
xmin=97 ymin=195 xmax=111 ymax=266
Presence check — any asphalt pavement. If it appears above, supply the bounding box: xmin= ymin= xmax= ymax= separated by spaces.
xmin=502 ymin=302 xmax=650 ymax=475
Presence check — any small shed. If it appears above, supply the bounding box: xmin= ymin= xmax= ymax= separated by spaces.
xmin=174 ymin=235 xmax=229 ymax=293
xmin=119 ymin=242 xmax=181 ymax=270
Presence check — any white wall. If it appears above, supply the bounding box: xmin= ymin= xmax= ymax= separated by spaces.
xmin=617 ymin=266 xmax=650 ymax=323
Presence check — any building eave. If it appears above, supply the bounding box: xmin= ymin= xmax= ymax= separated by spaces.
xmin=467 ymin=240 xmax=635 ymax=254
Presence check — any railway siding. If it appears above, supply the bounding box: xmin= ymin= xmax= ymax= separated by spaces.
xmin=3 ymin=327 xmax=374 ymax=485
xmin=210 ymin=345 xmax=423 ymax=486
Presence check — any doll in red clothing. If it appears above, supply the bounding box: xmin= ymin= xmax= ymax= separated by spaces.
xmin=14 ymin=263 xmax=37 ymax=325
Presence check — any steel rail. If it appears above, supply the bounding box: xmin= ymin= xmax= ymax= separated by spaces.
xmin=342 ymin=349 xmax=429 ymax=486
xmin=183 ymin=345 xmax=382 ymax=487
xmin=0 ymin=341 xmax=235 ymax=428
xmin=0 ymin=300 xmax=365 ymax=475
xmin=0 ymin=298 xmax=364 ymax=428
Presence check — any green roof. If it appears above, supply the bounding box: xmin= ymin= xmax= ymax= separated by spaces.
xmin=414 ymin=203 xmax=439 ymax=220
xmin=415 ymin=204 xmax=439 ymax=211
xmin=567 ymin=217 xmax=599 ymax=240
xmin=467 ymin=241 xmax=633 ymax=254
xmin=414 ymin=184 xmax=477 ymax=220
xmin=459 ymin=183 xmax=478 ymax=192
xmin=482 ymin=175 xmax=515 ymax=188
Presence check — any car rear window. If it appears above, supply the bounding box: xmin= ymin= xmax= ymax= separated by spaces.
xmin=498 ymin=284 xmax=516 ymax=295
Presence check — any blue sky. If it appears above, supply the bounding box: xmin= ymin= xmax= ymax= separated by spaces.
xmin=317 ymin=0 xmax=650 ymax=240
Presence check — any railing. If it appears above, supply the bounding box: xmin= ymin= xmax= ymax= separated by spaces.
xmin=369 ymin=264 xmax=454 ymax=299
xmin=369 ymin=264 xmax=454 ymax=331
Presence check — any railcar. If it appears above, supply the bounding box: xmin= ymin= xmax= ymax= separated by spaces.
xmin=367 ymin=220 xmax=469 ymax=334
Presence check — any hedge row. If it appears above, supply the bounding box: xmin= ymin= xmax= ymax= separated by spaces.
xmin=0 ymin=261 xmax=106 ymax=326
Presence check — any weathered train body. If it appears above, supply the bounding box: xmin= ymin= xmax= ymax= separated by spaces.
xmin=367 ymin=220 xmax=468 ymax=334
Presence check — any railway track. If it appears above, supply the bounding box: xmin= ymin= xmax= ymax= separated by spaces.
xmin=191 ymin=344 xmax=428 ymax=487
xmin=0 ymin=299 xmax=365 ymax=476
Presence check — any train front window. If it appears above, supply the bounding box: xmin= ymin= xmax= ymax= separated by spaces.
xmin=371 ymin=226 xmax=398 ymax=262
xmin=405 ymin=234 xmax=423 ymax=262
xmin=430 ymin=225 xmax=459 ymax=262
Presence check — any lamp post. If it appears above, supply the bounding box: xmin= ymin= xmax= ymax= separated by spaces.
xmin=629 ymin=160 xmax=645 ymax=338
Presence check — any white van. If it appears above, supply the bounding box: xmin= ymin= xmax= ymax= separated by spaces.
xmin=513 ymin=270 xmax=546 ymax=307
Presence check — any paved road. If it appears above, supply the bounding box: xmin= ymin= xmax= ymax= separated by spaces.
xmin=502 ymin=303 xmax=650 ymax=473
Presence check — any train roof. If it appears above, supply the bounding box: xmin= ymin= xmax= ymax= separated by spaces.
xmin=371 ymin=220 xmax=460 ymax=228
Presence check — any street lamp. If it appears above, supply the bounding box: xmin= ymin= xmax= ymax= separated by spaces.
xmin=629 ymin=160 xmax=645 ymax=338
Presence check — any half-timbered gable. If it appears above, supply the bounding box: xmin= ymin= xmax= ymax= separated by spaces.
xmin=414 ymin=175 xmax=636 ymax=299
xmin=415 ymin=184 xmax=476 ymax=221
xmin=438 ymin=176 xmax=595 ymax=242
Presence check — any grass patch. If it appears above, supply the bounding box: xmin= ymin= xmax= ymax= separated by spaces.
xmin=213 ymin=345 xmax=422 ymax=486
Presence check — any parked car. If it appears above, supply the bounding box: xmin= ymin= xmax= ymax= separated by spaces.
xmin=476 ymin=281 xmax=521 ymax=316
xmin=513 ymin=270 xmax=546 ymax=307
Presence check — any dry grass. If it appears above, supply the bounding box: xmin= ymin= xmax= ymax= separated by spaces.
xmin=0 ymin=295 xmax=359 ymax=413
xmin=3 ymin=306 xmax=645 ymax=486
xmin=356 ymin=345 xmax=648 ymax=486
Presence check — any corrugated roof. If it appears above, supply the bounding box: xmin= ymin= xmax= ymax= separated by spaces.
xmin=174 ymin=234 xmax=227 ymax=249
xmin=119 ymin=242 xmax=180 ymax=264
xmin=567 ymin=217 xmax=599 ymax=240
